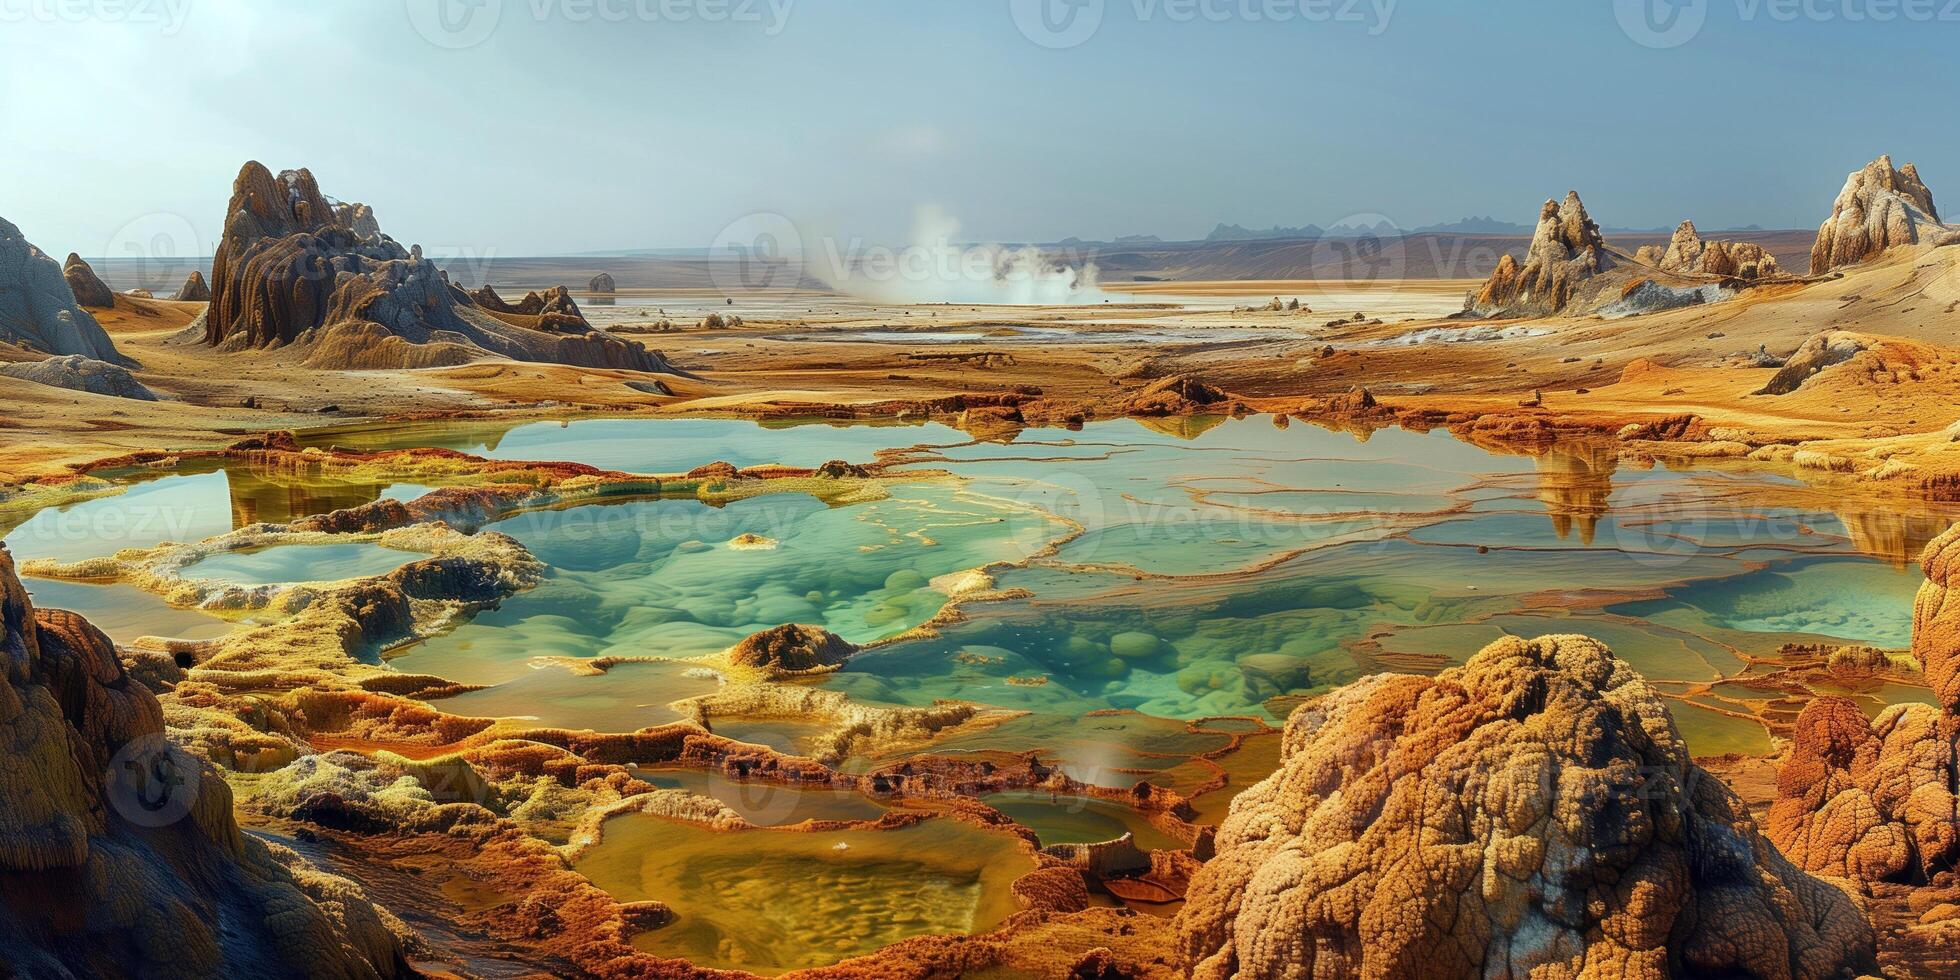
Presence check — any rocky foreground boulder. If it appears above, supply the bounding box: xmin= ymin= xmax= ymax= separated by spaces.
xmin=0 ymin=550 xmax=412 ymax=977
xmin=1177 ymin=634 xmax=1875 ymax=980
xmin=0 ymin=218 xmax=129 ymax=365
xmin=196 ymin=161 xmax=670 ymax=373
xmin=1767 ymin=524 xmax=1959 ymax=885
xmin=1811 ymin=155 xmax=1945 ymax=273
xmin=0 ymin=354 xmax=156 ymax=400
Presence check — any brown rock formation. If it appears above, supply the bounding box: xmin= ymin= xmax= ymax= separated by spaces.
xmin=1177 ymin=634 xmax=1875 ymax=980
xmin=196 ymin=161 xmax=668 ymax=373
xmin=1121 ymin=375 xmax=1237 ymax=416
xmin=725 ymin=623 xmax=858 ymax=672
xmin=61 ymin=253 xmax=114 ymax=308
xmin=1468 ymin=192 xmax=1611 ymax=316
xmin=1657 ymin=220 xmax=1782 ymax=279
xmin=0 ymin=550 xmax=411 ymax=976
xmin=172 ymin=269 xmax=211 ymax=302
xmin=1768 ymin=524 xmax=1960 ymax=885
xmin=1811 ymin=155 xmax=1943 ymax=273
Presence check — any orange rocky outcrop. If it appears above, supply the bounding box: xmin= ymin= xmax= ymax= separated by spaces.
xmin=1767 ymin=524 xmax=1960 ymax=885
xmin=0 ymin=550 xmax=412 ymax=977
xmin=1176 ymin=634 xmax=1875 ymax=980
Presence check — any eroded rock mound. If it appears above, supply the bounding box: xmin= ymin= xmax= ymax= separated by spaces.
xmin=0 ymin=551 xmax=412 ymax=977
xmin=1811 ymin=155 xmax=1943 ymax=273
xmin=725 ymin=623 xmax=858 ymax=673
xmin=172 ymin=269 xmax=211 ymax=302
xmin=1768 ymin=525 xmax=1960 ymax=885
xmin=196 ymin=161 xmax=668 ymax=373
xmin=1754 ymin=331 xmax=1870 ymax=395
xmin=1121 ymin=375 xmax=1237 ymax=416
xmin=0 ymin=218 xmax=128 ymax=364
xmin=588 ymin=272 xmax=615 ymax=293
xmin=61 ymin=253 xmax=115 ymax=308
xmin=0 ymin=354 xmax=156 ymax=400
xmin=1468 ymin=192 xmax=1611 ymax=317
xmin=1177 ymin=634 xmax=1875 ymax=980
xmin=1656 ymin=220 xmax=1782 ymax=279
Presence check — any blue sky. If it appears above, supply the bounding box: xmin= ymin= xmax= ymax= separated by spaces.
xmin=0 ymin=0 xmax=1951 ymax=255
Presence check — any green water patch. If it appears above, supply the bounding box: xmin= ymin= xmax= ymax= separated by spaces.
xmin=392 ymin=485 xmax=1057 ymax=686
xmin=20 ymin=577 xmax=233 ymax=643
xmin=1612 ymin=557 xmax=1921 ymax=649
xmin=575 ymin=815 xmax=1032 ymax=974
xmin=1 ymin=468 xmax=432 ymax=566
xmin=435 ymin=660 xmax=720 ymax=732
xmin=298 ymin=416 xmax=967 ymax=473
xmin=181 ymin=542 xmax=422 ymax=586
xmin=629 ymin=769 xmax=888 ymax=826
xmin=1664 ymin=699 xmax=1773 ymax=757
xmin=980 ymin=791 xmax=1185 ymax=851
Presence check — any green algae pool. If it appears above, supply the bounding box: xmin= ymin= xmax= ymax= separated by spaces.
xmin=14 ymin=415 xmax=1953 ymax=780
xmin=574 ymin=815 xmax=1031 ymax=974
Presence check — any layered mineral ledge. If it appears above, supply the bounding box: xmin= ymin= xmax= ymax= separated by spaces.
xmin=1177 ymin=634 xmax=1876 ymax=980
xmin=0 ymin=550 xmax=412 ymax=978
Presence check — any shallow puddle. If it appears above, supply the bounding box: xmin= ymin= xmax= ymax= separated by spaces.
xmin=574 ymin=815 xmax=1032 ymax=973
xmin=181 ymin=541 xmax=422 ymax=586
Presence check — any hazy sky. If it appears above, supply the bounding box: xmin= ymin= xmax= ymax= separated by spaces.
xmin=1 ymin=0 xmax=1952 ymax=256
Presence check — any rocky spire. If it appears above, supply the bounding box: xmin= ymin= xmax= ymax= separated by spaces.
xmin=1468 ymin=191 xmax=1610 ymax=316
xmin=61 ymin=253 xmax=114 ymax=308
xmin=1810 ymin=155 xmax=1942 ymax=273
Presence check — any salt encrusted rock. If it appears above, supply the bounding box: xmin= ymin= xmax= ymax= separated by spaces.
xmin=0 ymin=218 xmax=128 ymax=364
xmin=0 ymin=354 xmax=156 ymax=400
xmin=1177 ymin=634 xmax=1876 ymax=980
xmin=1810 ymin=155 xmax=1943 ymax=273
xmin=1468 ymin=192 xmax=1610 ymax=316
